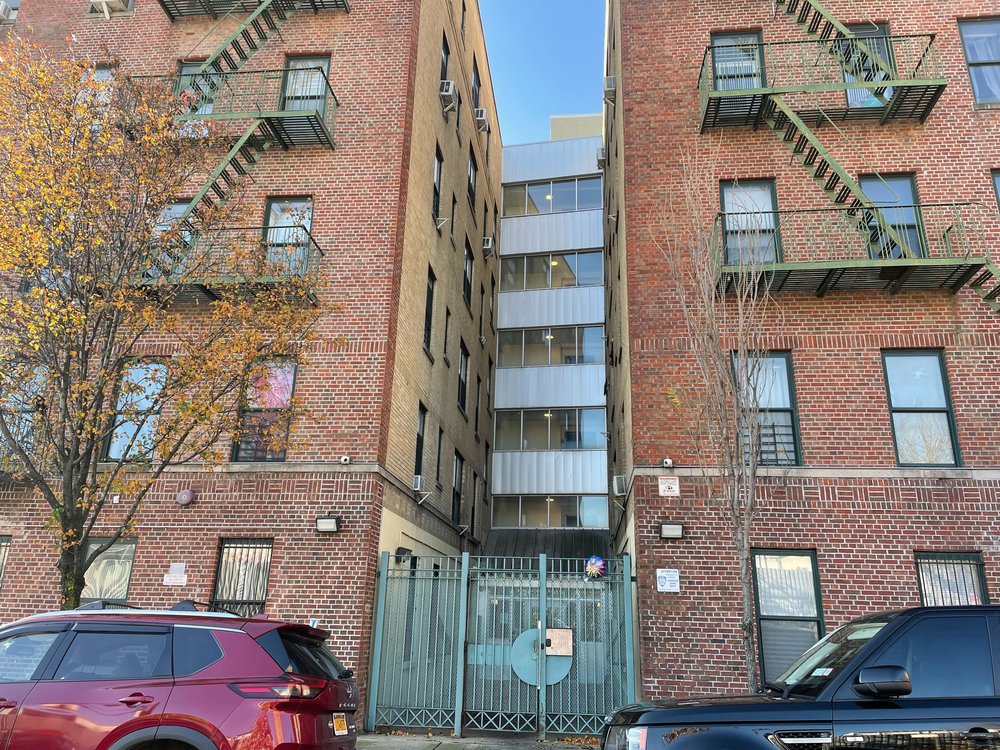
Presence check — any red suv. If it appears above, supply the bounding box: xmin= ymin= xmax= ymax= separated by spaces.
xmin=0 ymin=602 xmax=358 ymax=750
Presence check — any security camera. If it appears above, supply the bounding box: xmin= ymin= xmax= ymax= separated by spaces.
xmin=339 ymin=455 xmax=351 ymax=465
xmin=662 ymin=458 xmax=673 ymax=469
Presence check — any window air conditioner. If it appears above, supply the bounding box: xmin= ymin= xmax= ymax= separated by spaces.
xmin=91 ymin=0 xmax=131 ymax=18
xmin=597 ymin=147 xmax=607 ymax=170
xmin=482 ymin=236 xmax=494 ymax=258
xmin=412 ymin=474 xmax=425 ymax=492
xmin=474 ymin=107 xmax=489 ymax=132
xmin=0 ymin=2 xmax=15 ymax=22
xmin=604 ymin=75 xmax=617 ymax=103
xmin=439 ymin=80 xmax=458 ymax=113
xmin=612 ymin=475 xmax=627 ymax=497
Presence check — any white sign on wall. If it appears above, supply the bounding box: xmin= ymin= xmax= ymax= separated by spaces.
xmin=162 ymin=562 xmax=188 ymax=587
xmin=658 ymin=476 xmax=680 ymax=497
xmin=656 ymin=568 xmax=680 ymax=593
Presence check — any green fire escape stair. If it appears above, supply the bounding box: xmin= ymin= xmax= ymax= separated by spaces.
xmin=970 ymin=265 xmax=1000 ymax=312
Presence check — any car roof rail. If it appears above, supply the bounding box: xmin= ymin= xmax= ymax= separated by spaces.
xmin=170 ymin=599 xmax=241 ymax=617
xmin=75 ymin=600 xmax=142 ymax=610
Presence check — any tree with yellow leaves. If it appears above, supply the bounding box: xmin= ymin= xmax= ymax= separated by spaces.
xmin=0 ymin=37 xmax=320 ymax=608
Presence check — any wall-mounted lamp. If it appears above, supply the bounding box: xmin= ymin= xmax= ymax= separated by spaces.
xmin=316 ymin=516 xmax=342 ymax=533
xmin=660 ymin=523 xmax=684 ymax=540
xmin=394 ymin=546 xmax=413 ymax=563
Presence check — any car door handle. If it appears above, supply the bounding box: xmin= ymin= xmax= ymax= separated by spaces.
xmin=117 ymin=694 xmax=154 ymax=706
xmin=0 ymin=700 xmax=16 ymax=710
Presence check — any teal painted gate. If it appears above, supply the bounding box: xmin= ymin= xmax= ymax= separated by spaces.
xmin=368 ymin=553 xmax=636 ymax=738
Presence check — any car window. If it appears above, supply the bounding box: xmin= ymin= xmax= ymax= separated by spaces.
xmin=0 ymin=632 xmax=61 ymax=682
xmin=872 ymin=616 xmax=994 ymax=698
xmin=53 ymin=632 xmax=170 ymax=681
xmin=174 ymin=627 xmax=223 ymax=676
xmin=256 ymin=629 xmax=350 ymax=679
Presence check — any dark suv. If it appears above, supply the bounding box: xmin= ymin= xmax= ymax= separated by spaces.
xmin=0 ymin=603 xmax=358 ymax=750
xmin=605 ymin=606 xmax=1000 ymax=750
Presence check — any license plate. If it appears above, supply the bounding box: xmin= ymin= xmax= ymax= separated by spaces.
xmin=332 ymin=713 xmax=348 ymax=736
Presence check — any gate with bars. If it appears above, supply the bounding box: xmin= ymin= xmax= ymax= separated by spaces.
xmin=367 ymin=552 xmax=636 ymax=739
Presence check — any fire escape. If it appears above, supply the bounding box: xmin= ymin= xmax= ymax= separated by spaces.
xmin=698 ymin=0 xmax=1000 ymax=311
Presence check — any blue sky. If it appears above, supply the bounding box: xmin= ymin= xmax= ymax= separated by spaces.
xmin=480 ymin=0 xmax=605 ymax=146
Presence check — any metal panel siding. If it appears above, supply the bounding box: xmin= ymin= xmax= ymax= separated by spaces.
xmin=497 ymin=287 xmax=605 ymax=328
xmin=502 ymin=136 xmax=604 ymax=183
xmin=500 ymin=210 xmax=603 ymax=255
xmin=495 ymin=365 xmax=605 ymax=409
xmin=492 ymin=451 xmax=609 ymax=494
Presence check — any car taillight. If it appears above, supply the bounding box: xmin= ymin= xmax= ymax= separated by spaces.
xmin=228 ymin=676 xmax=328 ymax=700
xmin=605 ymin=726 xmax=647 ymax=750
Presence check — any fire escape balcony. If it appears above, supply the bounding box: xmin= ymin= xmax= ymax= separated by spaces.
xmin=715 ymin=202 xmax=991 ymax=297
xmin=143 ymin=225 xmax=324 ymax=303
xmin=699 ymin=35 xmax=946 ymax=131
xmin=156 ymin=0 xmax=348 ymax=22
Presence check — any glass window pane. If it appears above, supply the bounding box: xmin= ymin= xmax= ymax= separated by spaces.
xmin=754 ymin=553 xmax=818 ymax=617
xmin=498 ymin=330 xmax=523 ymax=367
xmin=575 ymin=251 xmax=603 ymax=285
xmin=884 ymin=354 xmax=947 ymax=408
xmin=552 ymin=497 xmax=579 ymax=527
xmin=282 ymin=57 xmax=330 ymax=114
xmin=249 ymin=361 xmax=296 ymax=409
xmin=860 ymin=176 xmax=917 ymax=220
xmin=760 ymin=620 xmax=820 ymax=683
xmin=580 ymin=496 xmax=609 ymax=528
xmin=493 ymin=496 xmax=520 ymax=527
xmin=526 ymin=183 xmax=551 ymax=215
xmin=579 ymin=408 xmax=606 ymax=449
xmin=0 ymin=633 xmax=60 ymax=682
xmin=755 ymin=356 xmax=791 ymax=409
xmin=522 ymin=410 xmax=550 ymax=449
xmin=550 ymin=179 xmax=577 ymax=212
xmin=54 ymin=632 xmax=170 ymax=680
xmin=500 ymin=257 xmax=524 ymax=291
xmin=549 ymin=254 xmax=578 ymax=287
xmin=759 ymin=412 xmax=796 ymax=465
xmin=548 ymin=327 xmax=577 ymax=365
xmin=918 ymin=557 xmax=987 ymax=606
xmin=876 ymin=616 xmax=994 ymax=698
xmin=520 ymin=496 xmax=548 ymax=527
xmin=970 ymin=66 xmax=1000 ymax=104
xmin=577 ymin=177 xmax=603 ymax=210
xmin=523 ymin=329 xmax=550 ymax=366
xmin=960 ymin=20 xmax=1000 ymax=64
xmin=893 ymin=412 xmax=956 ymax=464
xmin=551 ymin=409 xmax=578 ymax=449
xmin=502 ymin=184 xmax=526 ymax=217
xmin=495 ymin=411 xmax=521 ymax=450
xmin=212 ymin=540 xmax=272 ymax=616
xmin=712 ymin=33 xmax=764 ymax=90
xmin=578 ymin=326 xmax=604 ymax=364
xmin=524 ymin=255 xmax=551 ymax=289
xmin=81 ymin=539 xmax=136 ymax=604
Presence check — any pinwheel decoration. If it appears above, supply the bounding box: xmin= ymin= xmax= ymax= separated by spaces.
xmin=585 ymin=555 xmax=606 ymax=579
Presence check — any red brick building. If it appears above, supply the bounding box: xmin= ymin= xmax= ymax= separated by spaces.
xmin=0 ymin=0 xmax=501 ymax=712
xmin=604 ymin=0 xmax=1000 ymax=700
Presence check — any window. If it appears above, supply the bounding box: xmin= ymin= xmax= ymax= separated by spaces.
xmin=494 ymin=408 xmax=606 ymax=450
xmin=859 ymin=174 xmax=924 ymax=258
xmin=174 ymin=627 xmax=224 ymax=676
xmin=455 ymin=88 xmax=462 ymax=136
xmin=499 ymin=251 xmax=604 ymax=291
xmin=80 ymin=538 xmax=136 ymax=606
xmin=959 ymin=19 xmax=1000 ymax=105
xmin=107 ymin=362 xmax=167 ymax=461
xmin=440 ymin=33 xmax=450 ymax=82
xmin=0 ymin=632 xmax=60 ymax=683
xmin=721 ymin=180 xmax=779 ymax=264
xmin=474 ymin=376 xmax=481 ymax=436
xmin=177 ymin=62 xmax=218 ymax=117
xmin=452 ymin=451 xmax=464 ymax=523
xmin=478 ymin=285 xmax=485 ymax=339
xmin=471 ymin=58 xmax=481 ymax=109
xmin=467 ymin=148 xmax=478 ymax=206
xmin=498 ymin=326 xmax=605 ymax=367
xmin=264 ymin=197 xmax=313 ymax=276
xmin=281 ymin=56 xmax=330 ymax=115
xmin=752 ymin=550 xmax=824 ymax=683
xmin=423 ymin=268 xmax=435 ymax=352
xmin=883 ymin=350 xmax=958 ymax=466
xmin=433 ymin=146 xmax=444 ymax=219
xmin=460 ymin=0 xmax=466 ymax=36
xmin=435 ymin=427 xmax=444 ymax=483
xmin=458 ymin=341 xmax=469 ymax=411
xmin=54 ymin=631 xmax=169 ymax=681
xmin=739 ymin=352 xmax=799 ymax=465
xmin=995 ymin=170 xmax=1000 ymax=210
xmin=233 ymin=360 xmax=296 ymax=462
xmin=842 ymin=24 xmax=893 ymax=108
xmin=711 ymin=31 xmax=764 ymax=91
xmin=873 ymin=615 xmax=994 ymax=698
xmin=443 ymin=307 xmax=451 ymax=361
xmin=415 ymin=403 xmax=427 ymax=476
xmin=486 ymin=357 xmax=493 ymax=412
xmin=489 ymin=275 xmax=496 ymax=330
xmin=501 ymin=177 xmax=604 ymax=217
xmin=0 ymin=537 xmax=9 ymax=589
xmin=492 ymin=495 xmax=609 ymax=529
xmin=450 ymin=195 xmax=457 ymax=238
xmin=463 ymin=242 xmax=474 ymax=305
xmin=211 ymin=538 xmax=273 ymax=617
xmin=916 ymin=552 xmax=988 ymax=606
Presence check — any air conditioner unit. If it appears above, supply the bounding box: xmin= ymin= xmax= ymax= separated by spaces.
xmin=0 ymin=2 xmax=15 ymax=22
xmin=604 ymin=75 xmax=617 ymax=103
xmin=439 ymin=80 xmax=458 ymax=113
xmin=474 ymin=107 xmax=489 ymax=132
xmin=412 ymin=474 xmax=425 ymax=492
xmin=482 ymin=236 xmax=494 ymax=258
xmin=91 ymin=0 xmax=131 ymax=18
xmin=597 ymin=147 xmax=607 ymax=170
xmin=612 ymin=475 xmax=627 ymax=497
xmin=479 ymin=335 xmax=487 ymax=346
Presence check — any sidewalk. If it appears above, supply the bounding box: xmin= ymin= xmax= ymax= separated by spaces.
xmin=357 ymin=732 xmax=599 ymax=750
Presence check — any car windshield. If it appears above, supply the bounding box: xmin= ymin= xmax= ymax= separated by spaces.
xmin=771 ymin=620 xmax=889 ymax=698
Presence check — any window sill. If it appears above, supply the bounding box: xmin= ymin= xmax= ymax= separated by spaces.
xmin=474 ymin=431 xmax=481 ymax=443
xmin=423 ymin=345 xmax=435 ymax=364
xmin=973 ymin=102 xmax=1000 ymax=111
xmin=464 ymin=299 xmax=473 ymax=317
xmin=443 ymin=354 xmax=451 ymax=367
xmin=458 ymin=406 xmax=468 ymax=422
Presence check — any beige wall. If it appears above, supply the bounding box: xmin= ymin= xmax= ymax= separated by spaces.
xmin=550 ymin=114 xmax=603 ymax=141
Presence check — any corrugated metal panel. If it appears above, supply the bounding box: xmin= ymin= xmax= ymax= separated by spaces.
xmin=483 ymin=528 xmax=611 ymax=558
xmin=503 ymin=136 xmax=604 ymax=183
xmin=500 ymin=210 xmax=603 ymax=255
xmin=495 ymin=365 xmax=605 ymax=409
xmin=497 ymin=287 xmax=605 ymax=328
xmin=492 ymin=451 xmax=609 ymax=495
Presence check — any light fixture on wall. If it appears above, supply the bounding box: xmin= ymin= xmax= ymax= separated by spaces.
xmin=316 ymin=516 xmax=341 ymax=533
xmin=660 ymin=523 xmax=684 ymax=539
xmin=394 ymin=546 xmax=413 ymax=563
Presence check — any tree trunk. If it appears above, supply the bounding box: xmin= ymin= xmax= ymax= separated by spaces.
xmin=737 ymin=540 xmax=759 ymax=693
xmin=58 ymin=544 xmax=86 ymax=610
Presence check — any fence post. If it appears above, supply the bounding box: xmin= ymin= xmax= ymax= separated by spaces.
xmin=453 ymin=551 xmax=470 ymax=737
xmin=538 ymin=553 xmax=547 ymax=740
xmin=366 ymin=551 xmax=390 ymax=732
xmin=622 ymin=554 xmax=637 ymax=704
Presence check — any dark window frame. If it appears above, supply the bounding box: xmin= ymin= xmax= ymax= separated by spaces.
xmin=440 ymin=33 xmax=450 ymax=83
xmin=105 ymin=359 xmax=167 ymax=462
xmin=734 ymin=351 xmax=802 ymax=466
xmin=232 ymin=359 xmax=297 ymax=463
xmin=452 ymin=451 xmax=464 ymax=523
xmin=463 ymin=242 xmax=474 ymax=306
xmin=719 ymin=179 xmax=782 ymax=264
xmin=710 ymin=30 xmax=765 ymax=91
xmin=915 ymin=551 xmax=990 ymax=606
xmin=210 ymin=538 xmax=273 ymax=617
xmin=415 ymin=403 xmax=427 ymax=476
xmin=432 ymin=146 xmax=444 ymax=220
xmin=858 ymin=173 xmax=927 ymax=259
xmin=458 ymin=340 xmax=470 ymax=412
xmin=959 ymin=18 xmax=1000 ymax=105
xmin=467 ymin=147 xmax=478 ymax=207
xmin=79 ymin=537 xmax=136 ymax=606
xmin=423 ymin=268 xmax=436 ymax=353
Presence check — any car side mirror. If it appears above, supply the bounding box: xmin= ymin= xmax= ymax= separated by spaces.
xmin=853 ymin=665 xmax=912 ymax=699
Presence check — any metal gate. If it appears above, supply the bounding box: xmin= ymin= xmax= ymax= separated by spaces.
xmin=368 ymin=553 xmax=636 ymax=738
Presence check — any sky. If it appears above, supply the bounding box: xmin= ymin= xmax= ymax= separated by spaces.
xmin=479 ymin=0 xmax=605 ymax=146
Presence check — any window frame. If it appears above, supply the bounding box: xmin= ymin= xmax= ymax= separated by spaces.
xmin=993 ymin=170 xmax=1000 ymax=212
xmin=499 ymin=251 xmax=604 ymax=291
xmin=232 ymin=359 xmax=297 ymax=463
xmin=498 ymin=325 xmax=606 ymax=368
xmin=440 ymin=33 xmax=450 ymax=83
xmin=881 ymin=349 xmax=961 ymax=467
xmin=414 ymin=403 xmax=427 ymax=476
xmin=80 ymin=538 xmax=137 ymax=606
xmin=280 ymin=56 xmax=331 ymax=116
xmin=494 ymin=408 xmax=607 ymax=451
xmin=262 ymin=195 xmax=313 ymax=275
xmin=719 ymin=179 xmax=782 ymax=264
xmin=105 ymin=360 xmax=167 ymax=462
xmin=452 ymin=451 xmax=464 ymax=523
xmin=458 ymin=340 xmax=469 ymax=412
xmin=423 ymin=268 xmax=436 ymax=353
xmin=432 ymin=146 xmax=444 ymax=219
xmin=0 ymin=537 xmax=10 ymax=590
xmin=710 ymin=30 xmax=765 ymax=92
xmin=959 ymin=18 xmax=1000 ymax=106
xmin=463 ymin=242 xmax=474 ymax=306
xmin=467 ymin=148 xmax=478 ymax=207
xmin=736 ymin=351 xmax=802 ymax=466
xmin=842 ymin=24 xmax=895 ymax=109
xmin=915 ymin=551 xmax=990 ymax=606
xmin=210 ymin=538 xmax=273 ymax=617
xmin=858 ymin=173 xmax=927 ymax=259
xmin=501 ymin=176 xmax=604 ymax=217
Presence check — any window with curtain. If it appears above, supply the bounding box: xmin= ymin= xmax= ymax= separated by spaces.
xmin=916 ymin=552 xmax=989 ymax=605
xmin=883 ymin=350 xmax=958 ymax=466
xmin=959 ymin=19 xmax=1000 ymax=104
xmin=711 ymin=31 xmax=764 ymax=91
xmin=281 ymin=56 xmax=330 ymax=115
xmin=721 ymin=180 xmax=779 ymax=263
xmin=80 ymin=539 xmax=136 ymax=606
xmin=842 ymin=24 xmax=894 ymax=108
xmin=210 ymin=538 xmax=273 ymax=616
